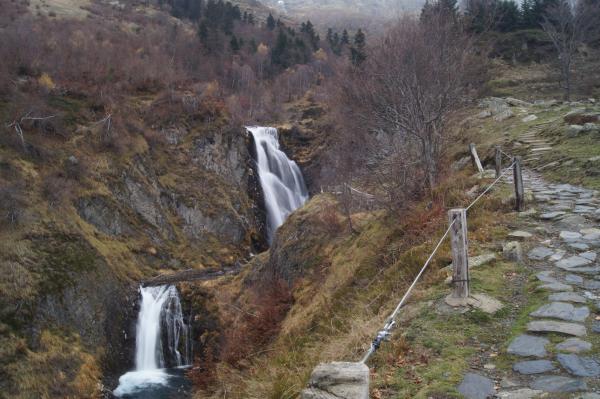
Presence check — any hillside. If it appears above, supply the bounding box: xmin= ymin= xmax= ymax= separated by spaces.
xmin=1 ymin=0 xmax=600 ymax=397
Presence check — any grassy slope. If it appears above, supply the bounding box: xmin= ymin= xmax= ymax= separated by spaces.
xmin=197 ymin=166 xmax=536 ymax=398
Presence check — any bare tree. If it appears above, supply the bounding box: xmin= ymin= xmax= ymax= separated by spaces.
xmin=340 ymin=12 xmax=480 ymax=192
xmin=541 ymin=0 xmax=600 ymax=100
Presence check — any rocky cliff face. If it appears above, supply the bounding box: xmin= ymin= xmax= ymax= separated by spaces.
xmin=0 ymin=91 xmax=265 ymax=398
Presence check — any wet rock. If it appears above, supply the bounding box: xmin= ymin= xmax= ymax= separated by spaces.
xmin=528 ymin=246 xmax=554 ymax=260
xmin=556 ymin=354 xmax=600 ymax=377
xmin=530 ymin=302 xmax=589 ymax=322
xmin=556 ymin=338 xmax=592 ymax=353
xmin=593 ymin=322 xmax=600 ymax=333
xmin=513 ymin=360 xmax=555 ymax=374
xmin=457 ymin=373 xmax=495 ymax=399
xmin=507 ymin=334 xmax=549 ymax=357
xmin=527 ymin=320 xmax=586 ymax=336
xmin=530 ymin=375 xmax=586 ymax=392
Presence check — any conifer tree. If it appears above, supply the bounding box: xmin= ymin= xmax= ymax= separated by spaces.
xmin=266 ymin=13 xmax=276 ymax=30
xmin=230 ymin=35 xmax=240 ymax=51
xmin=341 ymin=29 xmax=349 ymax=45
xmin=350 ymin=29 xmax=366 ymax=66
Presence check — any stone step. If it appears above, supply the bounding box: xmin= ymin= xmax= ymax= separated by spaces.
xmin=527 ymin=320 xmax=586 ymax=336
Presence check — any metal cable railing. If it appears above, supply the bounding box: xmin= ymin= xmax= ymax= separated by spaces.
xmin=361 ymin=152 xmax=517 ymax=363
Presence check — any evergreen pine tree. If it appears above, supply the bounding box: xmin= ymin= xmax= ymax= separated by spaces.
xmin=198 ymin=21 xmax=209 ymax=43
xmin=272 ymin=29 xmax=289 ymax=67
xmin=350 ymin=29 xmax=366 ymax=66
xmin=230 ymin=35 xmax=240 ymax=51
xmin=341 ymin=29 xmax=349 ymax=45
xmin=266 ymin=13 xmax=276 ymax=30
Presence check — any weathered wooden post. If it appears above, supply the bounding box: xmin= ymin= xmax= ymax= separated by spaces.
xmin=449 ymin=208 xmax=469 ymax=299
xmin=469 ymin=143 xmax=484 ymax=173
xmin=495 ymin=146 xmax=502 ymax=178
xmin=513 ymin=156 xmax=524 ymax=212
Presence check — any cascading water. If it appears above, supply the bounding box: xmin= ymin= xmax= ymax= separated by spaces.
xmin=247 ymin=126 xmax=309 ymax=243
xmin=114 ymin=285 xmax=191 ymax=398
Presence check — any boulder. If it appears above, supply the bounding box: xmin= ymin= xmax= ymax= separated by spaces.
xmin=566 ymin=125 xmax=584 ymax=137
xmin=301 ymin=362 xmax=369 ymax=399
xmin=503 ymin=241 xmax=523 ymax=263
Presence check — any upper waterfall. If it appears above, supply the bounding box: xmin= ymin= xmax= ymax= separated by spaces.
xmin=247 ymin=126 xmax=309 ymax=243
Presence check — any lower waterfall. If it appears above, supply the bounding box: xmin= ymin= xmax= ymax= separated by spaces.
xmin=114 ymin=285 xmax=191 ymax=398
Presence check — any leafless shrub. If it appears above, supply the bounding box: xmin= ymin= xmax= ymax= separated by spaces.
xmin=41 ymin=174 xmax=74 ymax=208
xmin=0 ymin=184 xmax=26 ymax=227
xmin=338 ymin=13 xmax=482 ymax=195
xmin=541 ymin=0 xmax=600 ymax=100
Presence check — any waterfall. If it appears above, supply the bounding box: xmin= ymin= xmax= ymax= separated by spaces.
xmin=114 ymin=285 xmax=191 ymax=397
xmin=247 ymin=126 xmax=309 ymax=243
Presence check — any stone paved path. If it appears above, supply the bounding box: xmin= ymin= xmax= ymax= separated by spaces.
xmin=459 ymin=166 xmax=600 ymax=397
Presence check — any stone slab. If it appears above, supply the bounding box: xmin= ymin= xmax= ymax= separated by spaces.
xmin=507 ymin=334 xmax=549 ymax=357
xmin=556 ymin=338 xmax=592 ymax=353
xmin=457 ymin=373 xmax=495 ymax=399
xmin=513 ymin=360 xmax=555 ymax=374
xmin=527 ymin=320 xmax=586 ymax=336
xmin=528 ymin=246 xmax=554 ymax=260
xmin=530 ymin=375 xmax=587 ymax=392
xmin=556 ymin=256 xmax=592 ymax=269
xmin=530 ymin=302 xmax=589 ymax=322
xmin=548 ymin=292 xmax=587 ymax=303
xmin=556 ymin=354 xmax=600 ymax=377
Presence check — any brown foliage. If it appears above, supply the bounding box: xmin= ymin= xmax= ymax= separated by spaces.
xmin=319 ymin=202 xmax=343 ymax=234
xmin=564 ymin=113 xmax=598 ymax=125
xmin=220 ymin=279 xmax=293 ymax=365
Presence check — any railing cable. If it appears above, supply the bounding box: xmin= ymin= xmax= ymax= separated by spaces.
xmin=361 ymin=155 xmax=517 ymax=363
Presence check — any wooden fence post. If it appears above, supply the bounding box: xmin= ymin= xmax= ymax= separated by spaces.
xmin=495 ymin=146 xmax=502 ymax=178
xmin=449 ymin=208 xmax=469 ymax=299
xmin=513 ymin=156 xmax=524 ymax=212
xmin=469 ymin=143 xmax=484 ymax=173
